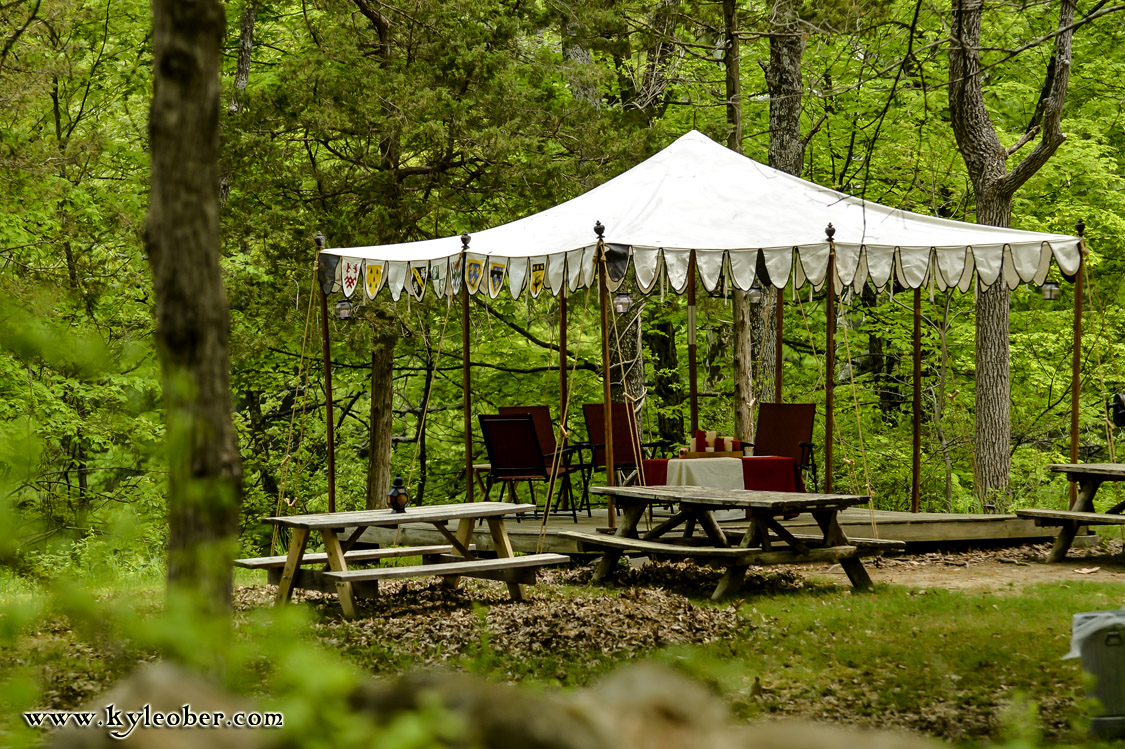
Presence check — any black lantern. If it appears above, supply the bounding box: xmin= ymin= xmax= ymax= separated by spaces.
xmin=387 ymin=475 xmax=410 ymax=513
xmin=612 ymin=292 xmax=633 ymax=314
xmin=335 ymin=298 xmax=354 ymax=320
xmin=747 ymin=284 xmax=764 ymax=305
xmin=1040 ymin=281 xmax=1061 ymax=301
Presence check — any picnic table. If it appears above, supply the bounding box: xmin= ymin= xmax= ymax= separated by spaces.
xmin=560 ymin=485 xmax=903 ymax=600
xmin=237 ymin=501 xmax=568 ymax=617
xmin=1015 ymin=463 xmax=1125 ymax=562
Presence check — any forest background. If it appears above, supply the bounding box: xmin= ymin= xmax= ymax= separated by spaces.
xmin=1 ymin=0 xmax=1124 ymax=574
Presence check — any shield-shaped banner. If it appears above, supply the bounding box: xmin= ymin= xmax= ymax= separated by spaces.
xmin=431 ymin=261 xmax=447 ymax=298
xmin=340 ymin=258 xmax=362 ymax=298
xmin=529 ymin=262 xmax=546 ymax=298
xmin=409 ymin=264 xmax=428 ymax=300
xmin=318 ymin=253 xmax=340 ymax=294
xmin=365 ymin=261 xmax=385 ymax=299
xmin=450 ymin=257 xmax=463 ymax=295
xmin=465 ymin=257 xmax=484 ymax=295
xmin=488 ymin=261 xmax=506 ymax=299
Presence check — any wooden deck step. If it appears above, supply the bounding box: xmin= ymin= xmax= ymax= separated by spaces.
xmin=322 ymin=553 xmax=570 ymax=583
xmin=235 ymin=544 xmax=455 ymax=569
xmin=559 ymin=530 xmax=859 ymax=565
xmin=1015 ymin=509 xmax=1125 ymax=526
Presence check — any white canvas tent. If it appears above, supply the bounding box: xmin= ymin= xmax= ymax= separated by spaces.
xmin=315 ymin=129 xmax=1085 ymax=513
xmin=321 ymin=129 xmax=1081 ymax=300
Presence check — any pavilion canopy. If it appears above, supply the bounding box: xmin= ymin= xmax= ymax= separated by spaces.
xmin=321 ymin=130 xmax=1081 ymax=302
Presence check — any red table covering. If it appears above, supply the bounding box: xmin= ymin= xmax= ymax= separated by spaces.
xmin=641 ymin=456 xmax=802 ymax=492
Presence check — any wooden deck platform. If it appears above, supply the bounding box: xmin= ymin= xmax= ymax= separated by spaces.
xmin=354 ymin=506 xmax=1074 ymax=555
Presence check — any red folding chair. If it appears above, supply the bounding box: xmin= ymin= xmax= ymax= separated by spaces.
xmin=478 ymin=413 xmax=582 ymax=521
xmin=749 ymin=402 xmax=818 ymax=492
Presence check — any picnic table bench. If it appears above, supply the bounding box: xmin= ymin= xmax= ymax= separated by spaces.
xmin=1015 ymin=463 xmax=1125 ymax=562
xmin=241 ymin=502 xmax=568 ymax=617
xmin=568 ymin=485 xmax=900 ymax=599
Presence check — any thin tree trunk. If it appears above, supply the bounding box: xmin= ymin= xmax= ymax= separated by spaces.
xmin=146 ymin=0 xmax=242 ymax=612
xmin=366 ymin=328 xmax=395 ymax=509
xmin=644 ymin=315 xmax=683 ymax=445
xmin=227 ymin=1 xmax=255 ymax=114
xmin=949 ymin=0 xmax=1074 ymax=504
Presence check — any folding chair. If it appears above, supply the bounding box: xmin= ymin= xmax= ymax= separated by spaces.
xmin=478 ymin=414 xmax=581 ymax=521
xmin=748 ymin=402 xmax=818 ymax=491
xmin=580 ymin=402 xmax=673 ymax=500
xmin=499 ymin=405 xmax=588 ymax=515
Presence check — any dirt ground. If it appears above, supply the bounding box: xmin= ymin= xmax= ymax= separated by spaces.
xmin=809 ymin=537 xmax=1125 ymax=592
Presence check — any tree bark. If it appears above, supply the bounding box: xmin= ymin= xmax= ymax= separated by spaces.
xmin=366 ymin=327 xmax=395 ymax=509
xmin=146 ymin=0 xmax=242 ymax=612
xmin=948 ymin=0 xmax=1074 ymax=504
xmin=643 ymin=315 xmax=683 ymax=445
xmin=723 ymin=0 xmax=756 ymax=442
xmin=227 ymin=0 xmax=255 ymax=114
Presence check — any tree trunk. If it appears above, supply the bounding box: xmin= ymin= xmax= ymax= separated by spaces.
xmin=366 ymin=328 xmax=395 ymax=509
xmin=227 ymin=1 xmax=255 ymax=114
xmin=723 ymin=0 xmax=756 ymax=442
xmin=948 ymin=0 xmax=1075 ymax=504
xmin=146 ymin=0 xmax=242 ymax=612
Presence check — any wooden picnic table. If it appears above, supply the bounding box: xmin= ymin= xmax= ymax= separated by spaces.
xmin=1015 ymin=463 xmax=1125 ymax=562
xmin=561 ymin=485 xmax=902 ymax=599
xmin=244 ymin=502 xmax=568 ymax=617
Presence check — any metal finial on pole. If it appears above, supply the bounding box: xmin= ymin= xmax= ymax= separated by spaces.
xmin=825 ymin=223 xmax=836 ymax=240
xmin=461 ymin=232 xmax=471 ymax=249
xmin=1076 ymin=219 xmax=1085 ymax=237
xmin=594 ymin=221 xmax=605 ymax=238
xmin=315 ymin=231 xmax=325 ymax=251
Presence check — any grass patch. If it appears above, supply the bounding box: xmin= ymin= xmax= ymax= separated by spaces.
xmin=2 ymin=565 xmax=1123 ymax=747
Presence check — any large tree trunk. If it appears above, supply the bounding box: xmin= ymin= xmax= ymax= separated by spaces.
xmin=146 ymin=0 xmax=242 ymax=612
xmin=948 ymin=0 xmax=1074 ymax=505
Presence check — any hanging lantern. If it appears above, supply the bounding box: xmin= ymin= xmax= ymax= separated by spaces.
xmin=1040 ymin=281 xmax=1061 ymax=301
xmin=747 ymin=284 xmax=764 ymax=305
xmin=612 ymin=292 xmax=633 ymax=314
xmin=335 ymin=298 xmax=354 ymax=320
xmin=387 ymin=475 xmax=410 ymax=513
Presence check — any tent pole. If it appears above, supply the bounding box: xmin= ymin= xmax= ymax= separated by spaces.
xmin=316 ymin=233 xmax=336 ymax=514
xmin=688 ymin=250 xmax=699 ymax=434
xmin=560 ymin=286 xmax=568 ymax=423
xmin=1070 ymin=220 xmax=1086 ymax=507
xmin=595 ymin=223 xmax=616 ymax=528
xmin=461 ymin=234 xmax=474 ymax=503
xmin=775 ymin=290 xmax=784 ymax=402
xmin=912 ymin=287 xmax=922 ymax=513
xmin=825 ymin=224 xmax=836 ymax=493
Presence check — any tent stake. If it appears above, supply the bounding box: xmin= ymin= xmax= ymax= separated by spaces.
xmin=825 ymin=224 xmax=836 ymax=494
xmin=1070 ymin=220 xmax=1086 ymax=507
xmin=596 ymin=222 xmax=615 ymax=528
xmin=316 ymin=233 xmax=336 ymax=513
xmin=912 ymin=286 xmax=922 ymax=513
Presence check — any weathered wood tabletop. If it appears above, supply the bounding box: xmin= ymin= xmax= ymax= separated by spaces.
xmin=584 ymin=485 xmax=883 ymax=598
xmin=1015 ymin=464 xmax=1125 ymax=562
xmin=257 ymin=501 xmax=564 ymax=617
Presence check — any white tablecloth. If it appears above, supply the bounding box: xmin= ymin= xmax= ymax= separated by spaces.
xmin=665 ymin=457 xmax=744 ymax=489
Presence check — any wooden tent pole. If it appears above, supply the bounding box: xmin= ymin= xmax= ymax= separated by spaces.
xmin=688 ymin=250 xmax=699 ymax=433
xmin=315 ymin=233 xmax=337 ymax=513
xmin=595 ymin=222 xmax=615 ymax=528
xmin=1070 ymin=220 xmax=1086 ymax=507
xmin=775 ymin=289 xmax=784 ymax=403
xmin=912 ymin=287 xmax=922 ymax=513
xmin=825 ymin=224 xmax=836 ymax=493
xmin=461 ymin=234 xmax=474 ymax=503
xmin=560 ymin=286 xmax=568 ymax=420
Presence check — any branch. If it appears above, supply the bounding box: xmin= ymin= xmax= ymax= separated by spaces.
xmin=1004 ymin=125 xmax=1040 ymax=158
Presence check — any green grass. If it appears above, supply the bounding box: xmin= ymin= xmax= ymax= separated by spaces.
xmin=3 ymin=568 xmax=1125 ymax=747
